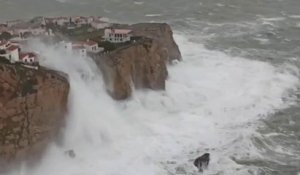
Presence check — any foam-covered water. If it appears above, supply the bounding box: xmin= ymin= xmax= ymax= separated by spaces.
xmin=5 ymin=34 xmax=299 ymax=175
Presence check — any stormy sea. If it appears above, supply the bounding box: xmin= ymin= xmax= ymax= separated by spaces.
xmin=1 ymin=0 xmax=300 ymax=174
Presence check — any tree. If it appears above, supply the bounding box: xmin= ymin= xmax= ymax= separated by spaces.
xmin=0 ymin=32 xmax=12 ymax=40
xmin=0 ymin=49 xmax=6 ymax=54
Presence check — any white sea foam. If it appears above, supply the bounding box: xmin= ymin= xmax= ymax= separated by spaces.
xmin=289 ymin=15 xmax=300 ymax=19
xmin=6 ymin=34 xmax=299 ymax=175
xmin=260 ymin=17 xmax=286 ymax=22
xmin=145 ymin=14 xmax=162 ymax=17
xmin=134 ymin=1 xmax=144 ymax=5
xmin=55 ymin=0 xmax=67 ymax=3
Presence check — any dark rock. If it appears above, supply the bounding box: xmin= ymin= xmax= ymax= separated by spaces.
xmin=193 ymin=153 xmax=210 ymax=173
xmin=65 ymin=149 xmax=76 ymax=158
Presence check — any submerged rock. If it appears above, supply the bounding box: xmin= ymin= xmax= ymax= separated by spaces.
xmin=194 ymin=153 xmax=210 ymax=172
xmin=65 ymin=149 xmax=76 ymax=158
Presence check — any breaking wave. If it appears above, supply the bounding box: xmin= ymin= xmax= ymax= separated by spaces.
xmin=6 ymin=34 xmax=299 ymax=175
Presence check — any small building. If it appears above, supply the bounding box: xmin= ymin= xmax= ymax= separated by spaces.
xmin=91 ymin=20 xmax=110 ymax=29
xmin=30 ymin=27 xmax=46 ymax=36
xmin=84 ymin=40 xmax=103 ymax=53
xmin=61 ymin=41 xmax=87 ymax=57
xmin=6 ymin=45 xmax=19 ymax=63
xmin=0 ymin=41 xmax=20 ymax=63
xmin=61 ymin=39 xmax=103 ymax=57
xmin=19 ymin=52 xmax=38 ymax=64
xmin=55 ymin=17 xmax=69 ymax=26
xmin=87 ymin=16 xmax=95 ymax=23
xmin=19 ymin=53 xmax=29 ymax=62
xmin=104 ymin=29 xmax=132 ymax=43
xmin=73 ymin=16 xmax=88 ymax=26
xmin=0 ymin=40 xmax=9 ymax=50
xmin=96 ymin=17 xmax=110 ymax=23
xmin=72 ymin=45 xmax=87 ymax=57
xmin=61 ymin=42 xmax=73 ymax=54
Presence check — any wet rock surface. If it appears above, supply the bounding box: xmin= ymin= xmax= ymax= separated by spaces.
xmin=0 ymin=63 xmax=69 ymax=167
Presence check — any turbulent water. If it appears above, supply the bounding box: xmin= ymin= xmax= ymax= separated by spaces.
xmin=1 ymin=0 xmax=300 ymax=174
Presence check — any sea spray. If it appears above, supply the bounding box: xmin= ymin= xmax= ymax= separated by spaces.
xmin=6 ymin=34 xmax=299 ymax=175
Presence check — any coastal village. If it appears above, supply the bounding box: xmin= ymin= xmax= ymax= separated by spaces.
xmin=0 ymin=16 xmax=134 ymax=69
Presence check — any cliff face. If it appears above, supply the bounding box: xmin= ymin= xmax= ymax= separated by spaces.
xmin=0 ymin=63 xmax=69 ymax=165
xmin=95 ymin=38 xmax=168 ymax=100
xmin=94 ymin=23 xmax=181 ymax=100
xmin=130 ymin=23 xmax=182 ymax=62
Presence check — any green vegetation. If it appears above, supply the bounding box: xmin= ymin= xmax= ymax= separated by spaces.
xmin=0 ymin=56 xmax=10 ymax=64
xmin=0 ymin=32 xmax=12 ymax=40
xmin=58 ymin=24 xmax=104 ymax=41
xmin=98 ymin=41 xmax=131 ymax=52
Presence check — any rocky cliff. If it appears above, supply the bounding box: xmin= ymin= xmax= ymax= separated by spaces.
xmin=95 ymin=38 xmax=168 ymax=100
xmin=0 ymin=62 xmax=69 ymax=167
xmin=130 ymin=23 xmax=182 ymax=62
xmin=94 ymin=23 xmax=181 ymax=100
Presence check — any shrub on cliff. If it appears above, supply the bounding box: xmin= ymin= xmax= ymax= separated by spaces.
xmin=99 ymin=41 xmax=131 ymax=52
xmin=0 ymin=32 xmax=12 ymax=40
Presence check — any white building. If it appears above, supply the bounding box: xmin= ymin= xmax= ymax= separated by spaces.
xmin=72 ymin=45 xmax=87 ymax=57
xmin=104 ymin=29 xmax=132 ymax=43
xmin=84 ymin=40 xmax=103 ymax=53
xmin=0 ymin=41 xmax=9 ymax=50
xmin=19 ymin=52 xmax=38 ymax=64
xmin=30 ymin=27 xmax=46 ymax=36
xmin=91 ymin=20 xmax=110 ymax=29
xmin=61 ymin=42 xmax=73 ymax=54
xmin=96 ymin=17 xmax=109 ymax=23
xmin=70 ymin=16 xmax=86 ymax=26
xmin=61 ymin=39 xmax=103 ymax=57
xmin=87 ymin=16 xmax=94 ymax=23
xmin=0 ymin=41 xmax=20 ymax=63
xmin=55 ymin=17 xmax=69 ymax=26
xmin=61 ymin=41 xmax=87 ymax=57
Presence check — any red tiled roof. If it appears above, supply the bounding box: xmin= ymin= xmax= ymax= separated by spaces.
xmin=28 ymin=52 xmax=36 ymax=58
xmin=6 ymin=45 xmax=19 ymax=51
xmin=19 ymin=53 xmax=29 ymax=60
xmin=106 ymin=29 xmax=132 ymax=34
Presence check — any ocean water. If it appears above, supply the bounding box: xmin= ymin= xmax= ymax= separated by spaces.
xmin=1 ymin=0 xmax=300 ymax=174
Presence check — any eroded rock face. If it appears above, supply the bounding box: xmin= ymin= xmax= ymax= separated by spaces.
xmin=130 ymin=23 xmax=182 ymax=62
xmin=94 ymin=23 xmax=181 ymax=100
xmin=95 ymin=38 xmax=168 ymax=100
xmin=0 ymin=63 xmax=69 ymax=166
